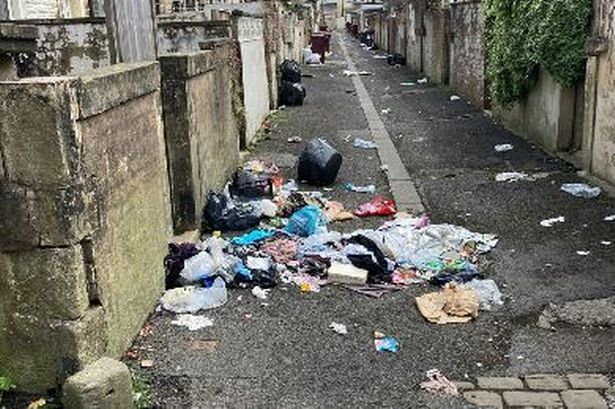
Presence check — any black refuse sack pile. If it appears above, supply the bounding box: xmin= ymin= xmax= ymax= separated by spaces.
xmin=279 ymin=60 xmax=306 ymax=106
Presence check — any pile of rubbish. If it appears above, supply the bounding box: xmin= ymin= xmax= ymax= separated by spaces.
xmin=279 ymin=60 xmax=306 ymax=106
xmin=160 ymin=139 xmax=503 ymax=325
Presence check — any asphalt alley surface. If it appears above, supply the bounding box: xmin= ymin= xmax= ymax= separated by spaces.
xmin=130 ymin=33 xmax=615 ymax=408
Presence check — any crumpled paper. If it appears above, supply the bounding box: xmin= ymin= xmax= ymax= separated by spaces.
xmin=420 ymin=369 xmax=459 ymax=396
xmin=415 ymin=284 xmax=479 ymax=324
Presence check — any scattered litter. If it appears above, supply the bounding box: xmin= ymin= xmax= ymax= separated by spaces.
xmin=329 ymin=322 xmax=348 ymax=335
xmin=342 ymin=284 xmax=402 ymax=298
xmin=495 ymin=172 xmax=529 ymax=183
xmin=328 ymin=262 xmax=368 ymax=285
xmin=576 ymin=251 xmax=590 ymax=256
xmin=287 ymin=136 xmax=303 ymax=143
xmin=494 ymin=144 xmax=514 ymax=152
xmin=345 ymin=183 xmax=376 ymax=194
xmin=231 ymin=229 xmax=275 ymax=246
xmin=161 ymin=278 xmax=228 ymax=313
xmin=298 ymin=138 xmax=342 ymax=186
xmin=420 ymin=369 xmax=459 ymax=396
xmin=540 ymin=216 xmax=565 ymax=227
xmin=415 ymin=284 xmax=479 ymax=324
xmin=462 ymin=279 xmax=504 ymax=311
xmin=374 ymin=332 xmax=400 ymax=353
xmin=189 ymin=339 xmax=219 ymax=352
xmin=604 ymin=215 xmax=615 ymax=222
xmin=343 ymin=70 xmax=373 ymax=76
xmin=140 ymin=360 xmax=154 ymax=368
xmin=601 ymin=241 xmax=611 ymax=246
xmin=285 ymin=205 xmax=327 ymax=237
xmin=324 ymin=201 xmax=355 ymax=222
xmin=355 ymin=196 xmax=397 ymax=217
xmin=450 ymin=95 xmax=461 ymax=101
xmin=400 ymin=82 xmax=415 ymax=86
xmin=381 ymin=108 xmax=391 ymax=114
xmin=417 ymin=78 xmax=428 ymax=84
xmin=171 ymin=314 xmax=213 ymax=331
xmin=380 ymin=165 xmax=389 ymax=172
xmin=27 ymin=399 xmax=47 ymax=409
xmin=353 ymin=138 xmax=377 ymax=149
xmin=561 ymin=183 xmax=601 ymax=198
xmin=373 ymin=55 xmax=388 ymax=59
xmin=251 ymin=286 xmax=270 ymax=300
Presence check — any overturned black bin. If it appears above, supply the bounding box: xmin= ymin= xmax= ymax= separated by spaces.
xmin=298 ymin=138 xmax=342 ymax=186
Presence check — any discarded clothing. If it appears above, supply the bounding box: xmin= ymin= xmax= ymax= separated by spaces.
xmin=260 ymin=238 xmax=298 ymax=265
xmin=415 ymin=284 xmax=479 ymax=324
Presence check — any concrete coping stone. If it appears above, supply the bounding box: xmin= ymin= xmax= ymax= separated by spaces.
xmin=159 ymin=50 xmax=224 ymax=80
xmin=0 ymin=23 xmax=38 ymax=39
xmin=75 ymin=62 xmax=161 ymax=119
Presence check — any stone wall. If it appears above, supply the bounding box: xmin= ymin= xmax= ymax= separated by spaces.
xmin=0 ymin=62 xmax=172 ymax=392
xmin=422 ymin=4 xmax=450 ymax=84
xmin=4 ymin=0 xmax=89 ymax=19
xmin=450 ymin=0 xmax=485 ymax=108
xmin=160 ymin=42 xmax=240 ymax=233
xmin=157 ymin=16 xmax=231 ymax=54
xmin=583 ymin=0 xmax=615 ymax=185
xmin=493 ymin=69 xmax=577 ymax=153
xmin=0 ymin=19 xmax=111 ymax=77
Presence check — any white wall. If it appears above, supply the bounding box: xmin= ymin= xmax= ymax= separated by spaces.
xmin=238 ymin=16 xmax=270 ymax=147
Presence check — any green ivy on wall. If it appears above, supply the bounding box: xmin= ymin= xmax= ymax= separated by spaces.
xmin=484 ymin=0 xmax=592 ymax=106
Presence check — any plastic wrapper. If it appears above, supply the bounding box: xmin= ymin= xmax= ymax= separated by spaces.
xmin=284 ymin=205 xmax=327 ymax=237
xmin=160 ymin=278 xmax=228 ymax=313
xmin=354 ymin=196 xmax=397 ymax=217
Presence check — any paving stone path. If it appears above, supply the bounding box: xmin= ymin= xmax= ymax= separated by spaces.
xmin=455 ymin=373 xmax=613 ymax=408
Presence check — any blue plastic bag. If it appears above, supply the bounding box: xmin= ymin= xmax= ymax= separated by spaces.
xmin=284 ymin=205 xmax=326 ymax=237
xmin=231 ymin=229 xmax=275 ymax=246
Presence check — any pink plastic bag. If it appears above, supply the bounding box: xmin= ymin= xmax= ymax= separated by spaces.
xmin=354 ymin=196 xmax=397 ymax=217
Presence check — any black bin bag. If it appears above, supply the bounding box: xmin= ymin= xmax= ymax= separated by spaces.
xmin=297 ymin=138 xmax=342 ymax=186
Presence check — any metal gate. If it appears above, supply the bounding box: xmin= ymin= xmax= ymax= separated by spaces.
xmin=105 ymin=0 xmax=157 ymax=63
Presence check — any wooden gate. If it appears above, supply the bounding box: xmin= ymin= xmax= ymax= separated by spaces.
xmin=104 ymin=0 xmax=157 ymax=63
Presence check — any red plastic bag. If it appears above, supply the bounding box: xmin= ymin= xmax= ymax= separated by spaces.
xmin=354 ymin=196 xmax=397 ymax=217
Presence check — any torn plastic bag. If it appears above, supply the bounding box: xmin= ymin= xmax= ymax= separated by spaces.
xmin=281 ymin=59 xmax=302 ymax=83
xmin=298 ymin=138 xmax=342 ymax=186
xmin=285 ymin=205 xmax=327 ymax=237
xmin=354 ymin=196 xmax=397 ymax=217
xmin=462 ymin=279 xmax=504 ymax=311
xmin=202 ymin=191 xmax=260 ymax=232
xmin=279 ymin=80 xmax=306 ymax=106
xmin=229 ymin=170 xmax=273 ymax=199
xmin=160 ymin=277 xmax=228 ymax=313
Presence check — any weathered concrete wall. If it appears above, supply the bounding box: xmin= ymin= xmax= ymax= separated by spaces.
xmin=235 ymin=16 xmax=269 ymax=147
xmin=450 ymin=0 xmax=485 ymax=108
xmin=405 ymin=1 xmax=424 ymax=73
xmin=0 ymin=19 xmax=110 ymax=77
xmin=160 ymin=43 xmax=240 ymax=233
xmin=422 ymin=5 xmax=450 ymax=84
xmin=157 ymin=17 xmax=231 ymax=54
xmin=494 ymin=69 xmax=577 ymax=153
xmin=583 ymin=0 xmax=615 ymax=185
xmin=0 ymin=62 xmax=172 ymax=392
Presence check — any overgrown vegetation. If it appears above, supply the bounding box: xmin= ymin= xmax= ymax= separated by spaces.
xmin=0 ymin=376 xmax=16 ymax=405
xmin=484 ymin=0 xmax=592 ymax=105
xmin=132 ymin=374 xmax=152 ymax=409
